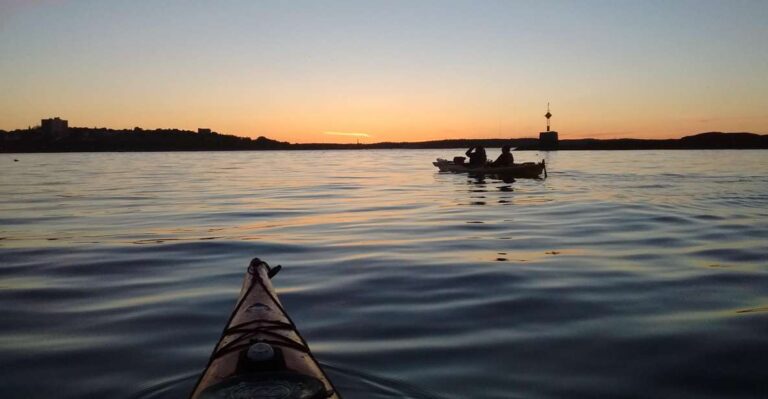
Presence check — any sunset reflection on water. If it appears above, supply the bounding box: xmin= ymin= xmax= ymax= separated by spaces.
xmin=1 ymin=149 xmax=767 ymax=398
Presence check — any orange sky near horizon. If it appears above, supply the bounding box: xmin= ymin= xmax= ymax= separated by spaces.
xmin=1 ymin=1 xmax=767 ymax=143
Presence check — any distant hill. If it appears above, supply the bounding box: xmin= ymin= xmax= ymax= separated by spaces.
xmin=679 ymin=132 xmax=768 ymax=148
xmin=525 ymin=132 xmax=768 ymax=150
xmin=1 ymin=127 xmax=766 ymax=153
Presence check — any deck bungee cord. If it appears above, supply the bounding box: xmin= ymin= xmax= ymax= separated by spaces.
xmin=190 ymin=258 xmax=339 ymax=399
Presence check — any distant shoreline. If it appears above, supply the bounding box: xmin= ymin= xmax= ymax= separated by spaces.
xmin=2 ymin=128 xmax=766 ymax=153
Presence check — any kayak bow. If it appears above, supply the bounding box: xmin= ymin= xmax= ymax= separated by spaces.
xmin=190 ymin=258 xmax=339 ymax=399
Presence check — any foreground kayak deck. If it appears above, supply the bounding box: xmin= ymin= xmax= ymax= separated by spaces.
xmin=190 ymin=258 xmax=339 ymax=399
xmin=433 ymin=159 xmax=547 ymax=178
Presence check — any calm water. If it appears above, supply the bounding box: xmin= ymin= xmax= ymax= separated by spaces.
xmin=1 ymin=150 xmax=767 ymax=399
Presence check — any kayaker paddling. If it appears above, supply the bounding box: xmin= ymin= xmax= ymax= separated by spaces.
xmin=465 ymin=145 xmax=487 ymax=167
xmin=435 ymin=144 xmax=544 ymax=177
xmin=491 ymin=145 xmax=514 ymax=167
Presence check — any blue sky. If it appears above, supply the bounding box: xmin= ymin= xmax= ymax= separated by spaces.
xmin=1 ymin=0 xmax=767 ymax=141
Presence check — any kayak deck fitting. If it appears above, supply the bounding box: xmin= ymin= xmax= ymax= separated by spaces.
xmin=433 ymin=158 xmax=547 ymax=178
xmin=190 ymin=258 xmax=339 ymax=399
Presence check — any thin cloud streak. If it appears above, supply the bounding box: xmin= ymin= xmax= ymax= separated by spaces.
xmin=324 ymin=131 xmax=372 ymax=138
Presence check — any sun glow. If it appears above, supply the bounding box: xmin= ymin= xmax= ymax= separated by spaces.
xmin=1 ymin=2 xmax=766 ymax=142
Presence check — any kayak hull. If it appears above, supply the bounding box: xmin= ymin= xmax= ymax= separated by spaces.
xmin=190 ymin=258 xmax=339 ymax=399
xmin=433 ymin=159 xmax=546 ymax=178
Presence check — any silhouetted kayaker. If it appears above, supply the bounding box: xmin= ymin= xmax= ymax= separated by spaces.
xmin=465 ymin=145 xmax=487 ymax=167
xmin=492 ymin=145 xmax=514 ymax=167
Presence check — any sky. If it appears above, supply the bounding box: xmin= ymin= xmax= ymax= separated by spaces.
xmin=1 ymin=0 xmax=767 ymax=143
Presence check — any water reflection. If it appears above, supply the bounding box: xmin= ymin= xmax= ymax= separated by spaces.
xmin=454 ymin=174 xmax=521 ymax=207
xmin=1 ymin=150 xmax=767 ymax=399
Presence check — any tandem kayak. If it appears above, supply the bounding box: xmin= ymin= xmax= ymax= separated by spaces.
xmin=190 ymin=258 xmax=340 ymax=399
xmin=433 ymin=158 xmax=547 ymax=178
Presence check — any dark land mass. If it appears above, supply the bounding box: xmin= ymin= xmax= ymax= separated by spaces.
xmin=0 ymin=127 xmax=292 ymax=152
xmin=538 ymin=132 xmax=768 ymax=150
xmin=1 ymin=127 xmax=767 ymax=153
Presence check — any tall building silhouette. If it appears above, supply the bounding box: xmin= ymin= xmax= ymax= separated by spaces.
xmin=41 ymin=117 xmax=69 ymax=138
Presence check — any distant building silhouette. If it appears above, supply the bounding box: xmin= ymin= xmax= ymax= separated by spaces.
xmin=41 ymin=117 xmax=68 ymax=138
xmin=198 ymin=128 xmax=212 ymax=134
xmin=539 ymin=103 xmax=559 ymax=151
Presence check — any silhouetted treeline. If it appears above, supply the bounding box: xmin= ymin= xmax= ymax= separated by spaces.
xmin=294 ymin=138 xmax=541 ymax=150
xmin=0 ymin=127 xmax=291 ymax=152
xmin=518 ymin=132 xmax=768 ymax=151
xmin=294 ymin=133 xmax=767 ymax=150
xmin=1 ymin=127 xmax=766 ymax=153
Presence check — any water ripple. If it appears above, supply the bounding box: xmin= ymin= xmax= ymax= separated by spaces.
xmin=1 ymin=150 xmax=767 ymax=398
